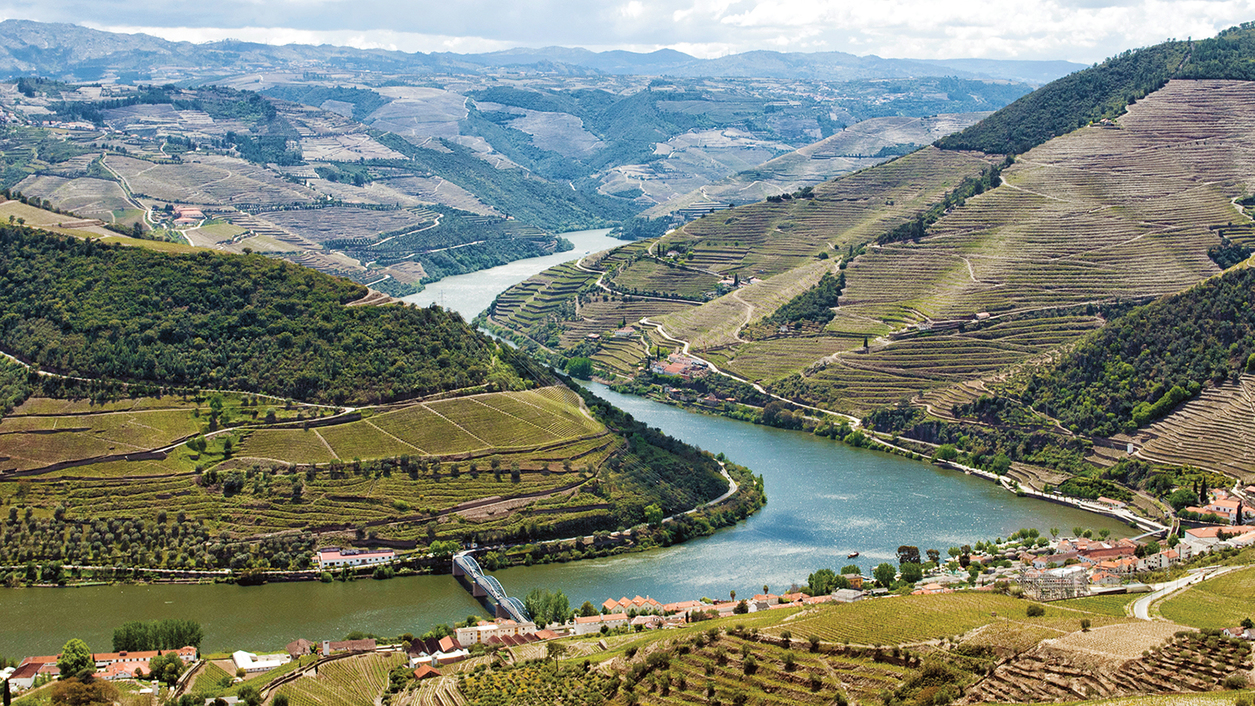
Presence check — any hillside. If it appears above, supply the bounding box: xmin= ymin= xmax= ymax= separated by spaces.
xmin=480 ymin=24 xmax=1255 ymax=519
xmin=937 ymin=22 xmax=1255 ymax=155
xmin=211 ymin=585 xmax=1254 ymax=706
xmin=0 ymin=225 xmax=762 ymax=572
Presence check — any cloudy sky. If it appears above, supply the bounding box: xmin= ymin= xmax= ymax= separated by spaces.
xmin=4 ymin=0 xmax=1254 ymax=62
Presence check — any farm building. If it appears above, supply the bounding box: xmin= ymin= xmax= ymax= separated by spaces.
xmin=231 ymin=651 xmax=290 ymax=673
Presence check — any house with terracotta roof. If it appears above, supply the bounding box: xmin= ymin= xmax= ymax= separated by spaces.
xmin=1136 ymin=548 xmax=1180 ymax=572
xmin=286 ymin=639 xmax=314 ymax=659
xmin=600 ymin=595 xmax=663 ymax=613
xmin=8 ymin=662 xmax=44 ymax=691
xmin=1184 ymin=524 xmax=1255 ymax=553
xmin=413 ymin=665 xmax=441 ymax=680
xmin=455 ymin=618 xmax=537 ymax=646
xmin=1090 ymin=571 xmax=1121 ymax=586
xmin=1204 ymin=499 xmax=1243 ymax=524
xmin=661 ymin=600 xmax=705 ymax=615
xmin=408 ymin=636 xmax=468 ymax=667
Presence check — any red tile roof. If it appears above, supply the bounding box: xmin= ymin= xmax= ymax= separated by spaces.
xmin=413 ymin=665 xmax=441 ymax=680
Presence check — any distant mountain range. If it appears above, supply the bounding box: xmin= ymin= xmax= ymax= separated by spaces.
xmin=0 ymin=19 xmax=1085 ymax=84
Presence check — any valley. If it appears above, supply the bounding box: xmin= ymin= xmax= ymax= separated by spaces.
xmin=1 ymin=16 xmax=1255 ymax=706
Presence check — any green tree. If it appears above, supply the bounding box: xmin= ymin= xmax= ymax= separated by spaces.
xmin=148 ymin=652 xmax=187 ymax=685
xmin=932 ymin=444 xmax=959 ymax=462
xmin=56 ymin=639 xmax=94 ymax=679
xmin=873 ymin=562 xmax=896 ymax=588
xmin=899 ymin=562 xmax=924 ymax=584
xmin=578 ymin=601 xmax=599 ymax=618
xmin=523 ymin=588 xmax=570 ymax=628
xmin=896 ymin=546 xmax=921 ymax=565
xmin=238 ymin=685 xmax=262 ymax=706
xmin=565 ymin=357 xmax=593 ymax=379
xmin=644 ymin=504 xmax=664 ymax=526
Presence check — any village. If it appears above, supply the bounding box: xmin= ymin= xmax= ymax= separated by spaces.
xmin=6 ymin=512 xmax=1254 ymax=705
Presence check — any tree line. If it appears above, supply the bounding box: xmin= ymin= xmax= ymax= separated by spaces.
xmin=0 ymin=227 xmax=537 ymax=405
xmin=1018 ymin=264 xmax=1255 ymax=436
xmin=113 ymin=618 xmax=204 ymax=651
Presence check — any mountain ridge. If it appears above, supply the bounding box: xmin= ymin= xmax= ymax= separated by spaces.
xmin=0 ymin=19 xmax=1085 ymax=84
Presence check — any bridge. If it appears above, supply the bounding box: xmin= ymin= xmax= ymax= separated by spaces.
xmin=452 ymin=552 xmax=531 ymax=624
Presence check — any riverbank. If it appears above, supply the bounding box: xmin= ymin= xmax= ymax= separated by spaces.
xmin=607 ymin=376 xmax=1166 ymax=534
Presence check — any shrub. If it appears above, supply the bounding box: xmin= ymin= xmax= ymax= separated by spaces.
xmin=1026 ymin=604 xmax=1045 ymax=617
xmin=1223 ymin=673 xmax=1250 ymax=690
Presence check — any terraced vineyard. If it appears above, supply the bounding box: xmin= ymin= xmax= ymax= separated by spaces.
xmin=842 ymin=82 xmax=1247 ymax=324
xmin=658 ymin=147 xmax=1002 ymax=280
xmin=608 ymin=259 xmax=721 ymax=300
xmin=757 ymin=80 xmax=1255 ymax=414
xmin=659 ymin=260 xmax=838 ymax=352
xmin=717 ymin=335 xmax=857 ymax=384
xmin=965 ymin=626 xmax=1253 ymax=703
xmin=1130 ymin=375 xmax=1255 ymax=483
xmin=275 ymin=652 xmax=404 ymax=706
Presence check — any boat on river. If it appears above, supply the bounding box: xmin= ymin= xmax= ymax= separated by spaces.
xmin=847 ymin=551 xmax=860 ymax=558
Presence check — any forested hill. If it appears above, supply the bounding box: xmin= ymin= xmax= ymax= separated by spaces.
xmin=0 ymin=227 xmax=534 ymax=404
xmin=1018 ymin=265 xmax=1255 ymax=437
xmin=936 ymin=22 xmax=1255 ymax=155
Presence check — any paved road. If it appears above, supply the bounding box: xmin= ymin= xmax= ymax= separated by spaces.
xmin=1132 ymin=564 xmax=1245 ymax=620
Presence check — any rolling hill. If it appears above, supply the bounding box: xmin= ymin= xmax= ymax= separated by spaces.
xmin=0 ymin=224 xmax=764 ymax=573
xmin=483 ymin=23 xmax=1255 ymax=509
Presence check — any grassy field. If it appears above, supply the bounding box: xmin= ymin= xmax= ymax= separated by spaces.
xmin=1054 ymin=592 xmax=1138 ymax=617
xmin=0 ymin=393 xmax=299 ymax=473
xmin=239 ymin=387 xmax=604 ymax=464
xmin=768 ymin=592 xmax=1129 ymax=645
xmin=1159 ymin=566 xmax=1255 ymax=629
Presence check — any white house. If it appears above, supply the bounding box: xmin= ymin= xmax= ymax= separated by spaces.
xmin=572 ymin=613 xmax=628 ymax=636
xmin=317 ymin=547 xmax=396 ymax=571
xmin=231 ymin=651 xmax=290 ymax=673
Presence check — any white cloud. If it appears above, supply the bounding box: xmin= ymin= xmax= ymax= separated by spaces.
xmin=620 ymin=1 xmax=645 ymax=18
xmin=27 ymin=0 xmax=1255 ymax=63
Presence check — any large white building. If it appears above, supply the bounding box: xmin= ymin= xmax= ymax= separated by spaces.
xmin=572 ymin=613 xmax=628 ymax=636
xmin=231 ymin=651 xmax=290 ymax=673
xmin=317 ymin=547 xmax=396 ymax=571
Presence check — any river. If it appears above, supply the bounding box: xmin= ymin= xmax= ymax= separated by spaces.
xmin=400 ymin=229 xmax=623 ymax=317
xmin=0 ymin=229 xmax=1133 ymax=657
